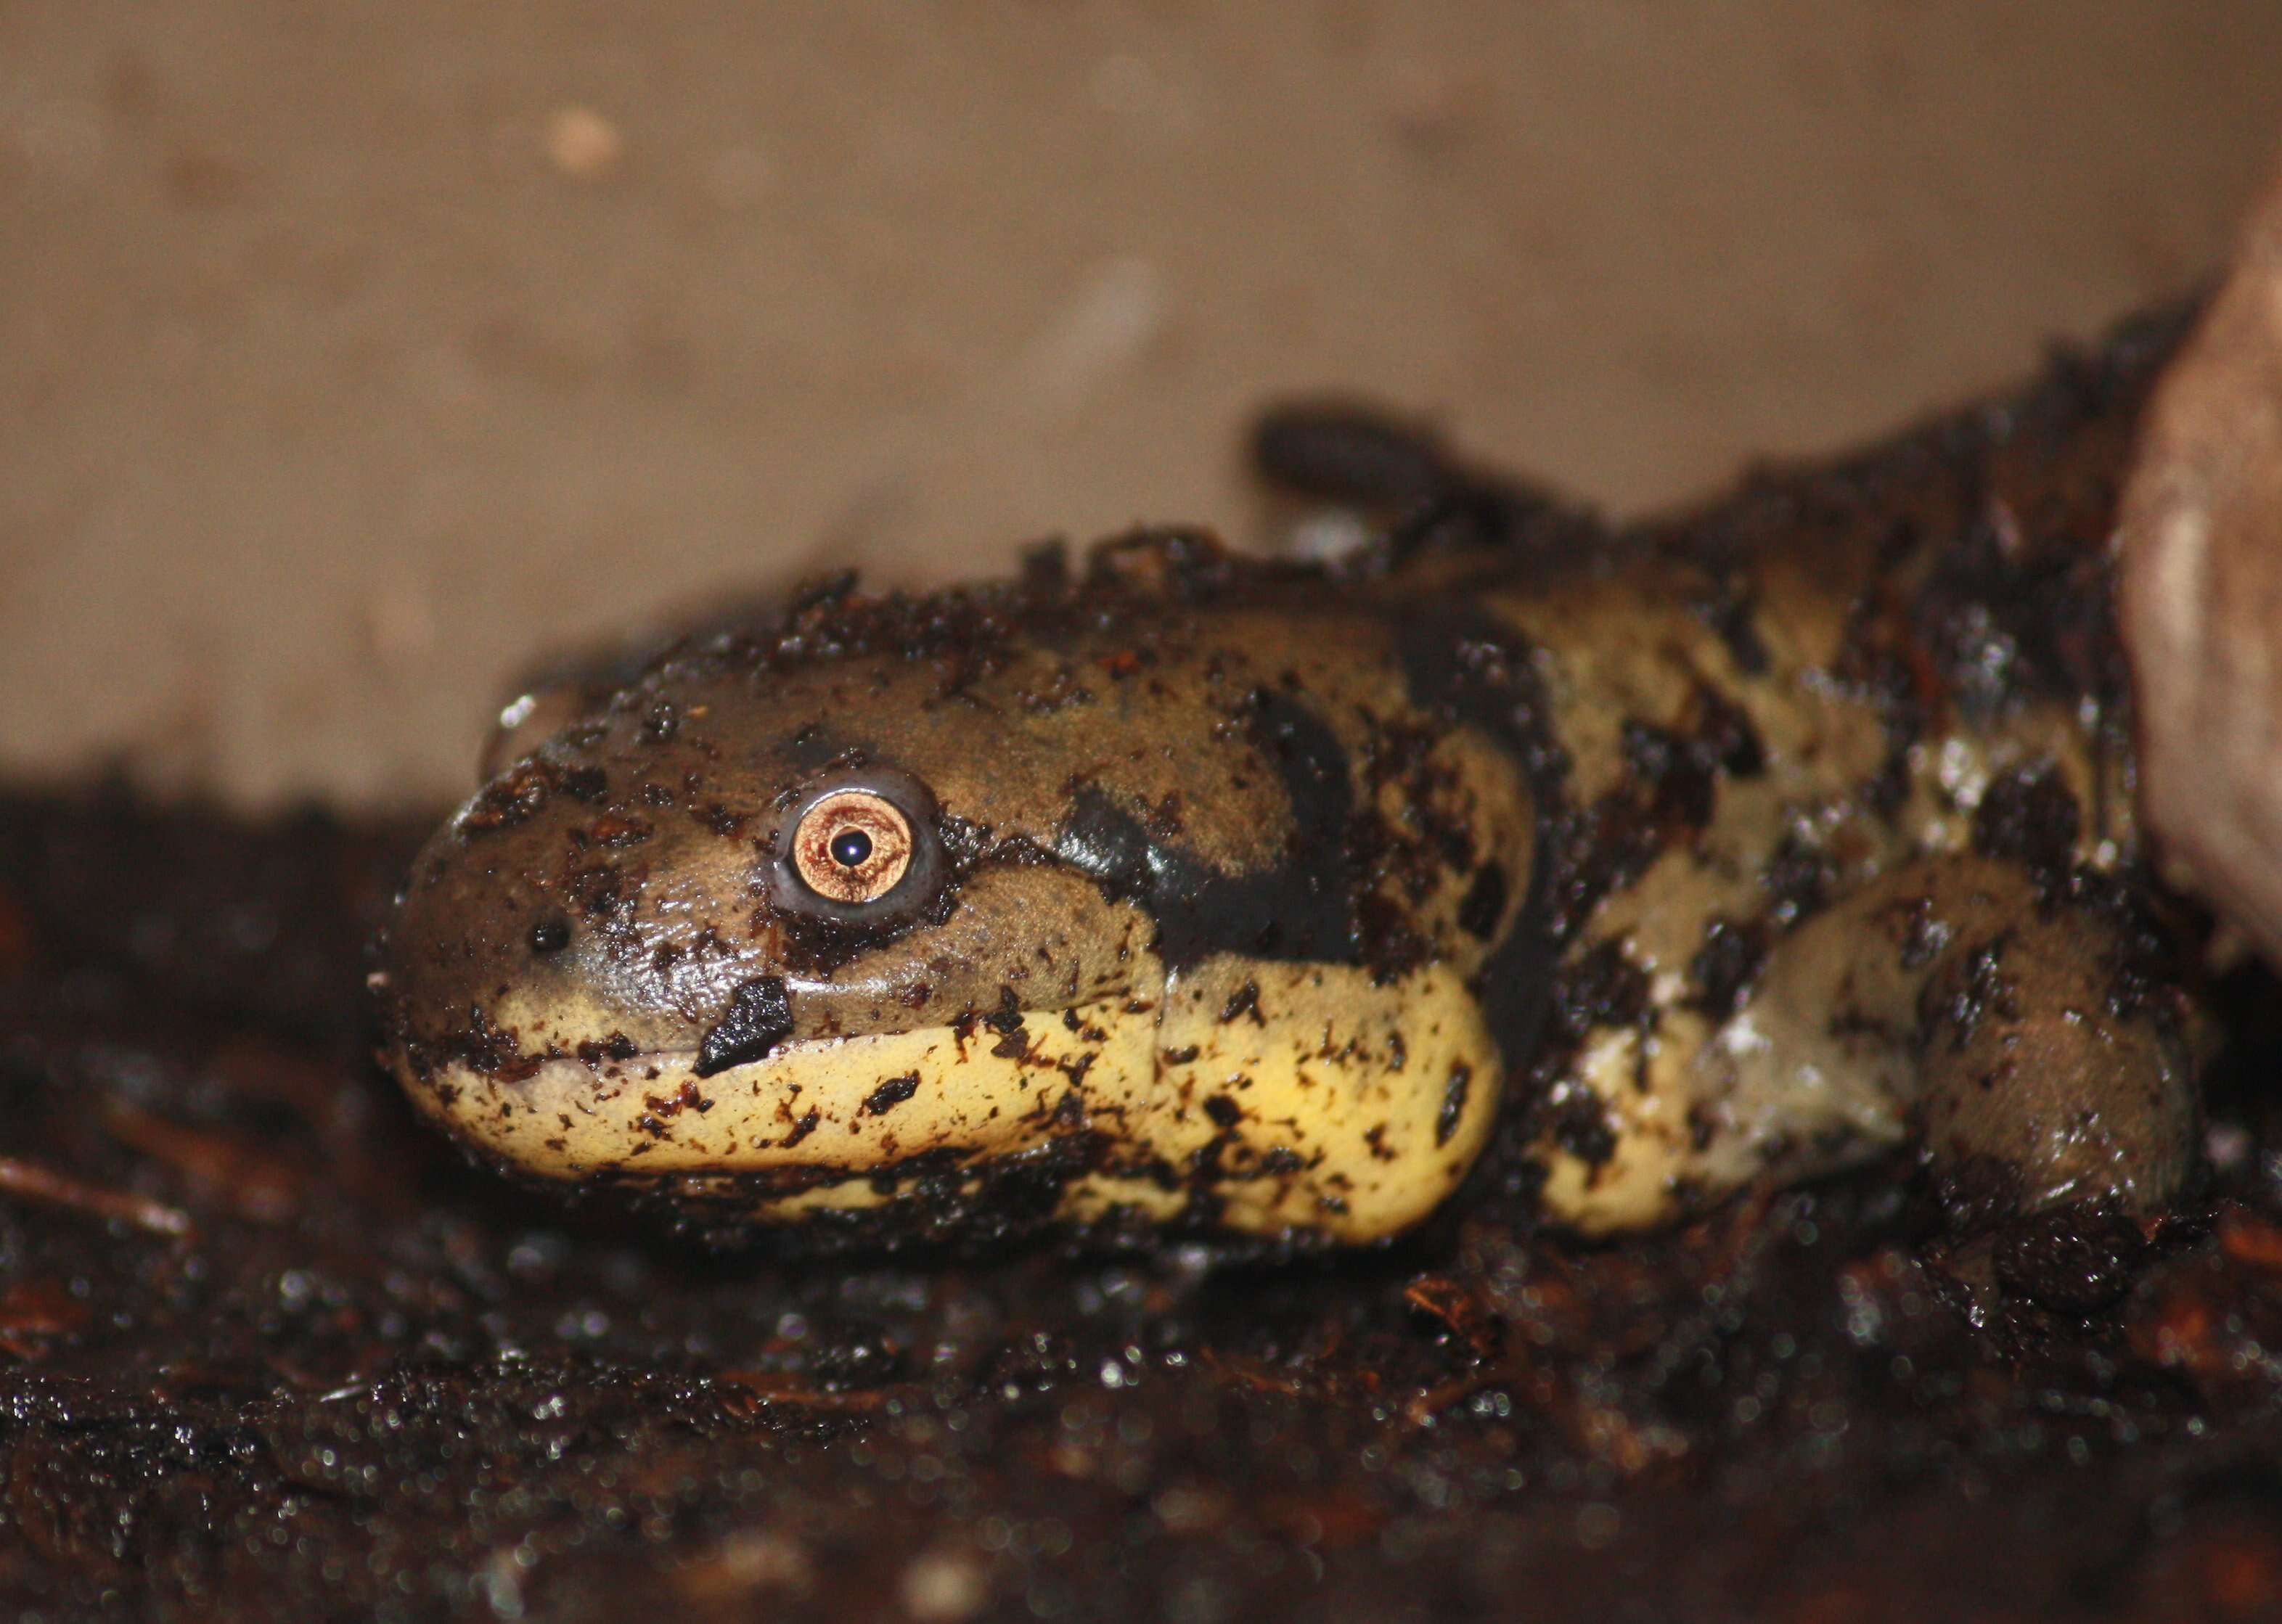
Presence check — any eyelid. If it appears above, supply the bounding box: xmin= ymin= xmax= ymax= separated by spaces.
xmin=770 ymin=768 xmax=945 ymax=921
xmin=791 ymin=791 xmax=912 ymax=902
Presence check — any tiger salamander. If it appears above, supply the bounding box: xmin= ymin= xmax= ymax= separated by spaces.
xmin=378 ymin=357 xmax=2206 ymax=1248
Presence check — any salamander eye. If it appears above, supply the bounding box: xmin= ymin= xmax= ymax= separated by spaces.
xmin=790 ymin=790 xmax=914 ymax=904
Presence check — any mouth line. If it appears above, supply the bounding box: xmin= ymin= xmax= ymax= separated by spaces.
xmin=551 ymin=1033 xmax=833 ymax=1078
xmin=541 ymin=1018 xmax=1047 ymax=1080
xmin=541 ymin=1001 xmax=1102 ymax=1083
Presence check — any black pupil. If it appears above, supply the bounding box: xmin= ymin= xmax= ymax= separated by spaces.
xmin=829 ymin=828 xmax=873 ymax=869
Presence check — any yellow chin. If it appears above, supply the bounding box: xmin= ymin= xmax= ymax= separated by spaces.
xmin=405 ymin=998 xmax=1158 ymax=1189
xmin=399 ymin=957 xmax=1503 ymax=1243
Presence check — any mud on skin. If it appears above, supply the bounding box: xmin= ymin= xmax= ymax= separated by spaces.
xmin=378 ymin=307 xmax=2209 ymax=1251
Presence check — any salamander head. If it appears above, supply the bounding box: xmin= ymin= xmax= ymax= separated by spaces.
xmin=378 ymin=551 xmax=1533 ymax=1246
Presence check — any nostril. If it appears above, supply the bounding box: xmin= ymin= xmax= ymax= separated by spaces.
xmin=528 ymin=915 xmax=572 ymax=954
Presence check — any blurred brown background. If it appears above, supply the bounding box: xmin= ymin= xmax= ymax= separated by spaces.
xmin=4 ymin=1 xmax=2280 ymax=808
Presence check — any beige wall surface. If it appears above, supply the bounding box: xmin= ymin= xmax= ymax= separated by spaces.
xmin=4 ymin=1 xmax=2280 ymax=808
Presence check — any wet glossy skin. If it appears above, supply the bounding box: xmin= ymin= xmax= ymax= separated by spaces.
xmin=379 ymin=491 xmax=2206 ymax=1247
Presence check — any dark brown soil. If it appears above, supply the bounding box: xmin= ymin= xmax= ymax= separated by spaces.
xmin=9 ymin=322 xmax=2282 ymax=1624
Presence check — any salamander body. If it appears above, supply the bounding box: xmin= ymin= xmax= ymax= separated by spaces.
xmin=379 ymin=332 xmax=2206 ymax=1248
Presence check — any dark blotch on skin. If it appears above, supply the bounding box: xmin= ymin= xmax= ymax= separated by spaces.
xmin=560 ymin=766 xmax=609 ymax=803
xmin=1457 ymin=861 xmax=1508 ymax=940
xmin=1913 ymin=505 xmax=2125 ymax=722
xmin=1698 ymin=574 xmax=1772 ymax=676
xmin=983 ymin=988 xmax=1025 ymax=1035
xmin=983 ymin=987 xmax=1028 ymax=1059
xmin=461 ymin=762 xmax=555 ymax=834
xmin=1693 ymin=684 xmax=1767 ymax=779
xmin=696 ymin=803 xmax=748 ymax=837
xmin=576 ymin=1031 xmax=635 ymax=1065
xmin=1203 ymin=1094 xmax=1243 ymax=1130
xmin=863 ymin=1073 xmax=922 ymax=1116
xmin=1545 ymin=942 xmax=1650 ymax=1052
xmin=1971 ymin=765 xmax=2082 ymax=895
xmin=589 ymin=814 xmax=652 ymax=847
xmin=1219 ymin=979 xmax=1264 ymax=1025
xmin=1618 ymin=714 xmax=1742 ymax=832
xmin=695 ymin=975 xmax=796 ymax=1078
xmin=1762 ymin=831 xmax=1837 ymax=928
xmin=528 ymin=916 xmax=571 ymax=954
xmin=447 ymin=1005 xmax=541 ymax=1083
xmin=778 ymin=1108 xmax=821 ymax=1148
xmin=1548 ymin=1091 xmax=1619 ymax=1167
xmin=1049 ymin=686 xmax=1361 ymax=971
xmin=1688 ymin=916 xmax=1767 ymax=1019
xmin=1436 ymin=1061 xmax=1473 ymax=1147
xmin=1390 ymin=606 xmax=1565 ymax=1074
xmin=1568 ymin=689 xmax=1769 ymax=946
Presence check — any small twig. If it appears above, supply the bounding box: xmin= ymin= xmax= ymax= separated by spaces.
xmin=0 ymin=1156 xmax=194 ymax=1239
xmin=100 ymin=1102 xmax=303 ymax=1223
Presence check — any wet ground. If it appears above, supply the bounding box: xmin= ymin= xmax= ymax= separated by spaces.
xmin=8 ymin=317 xmax=2282 ymax=1622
